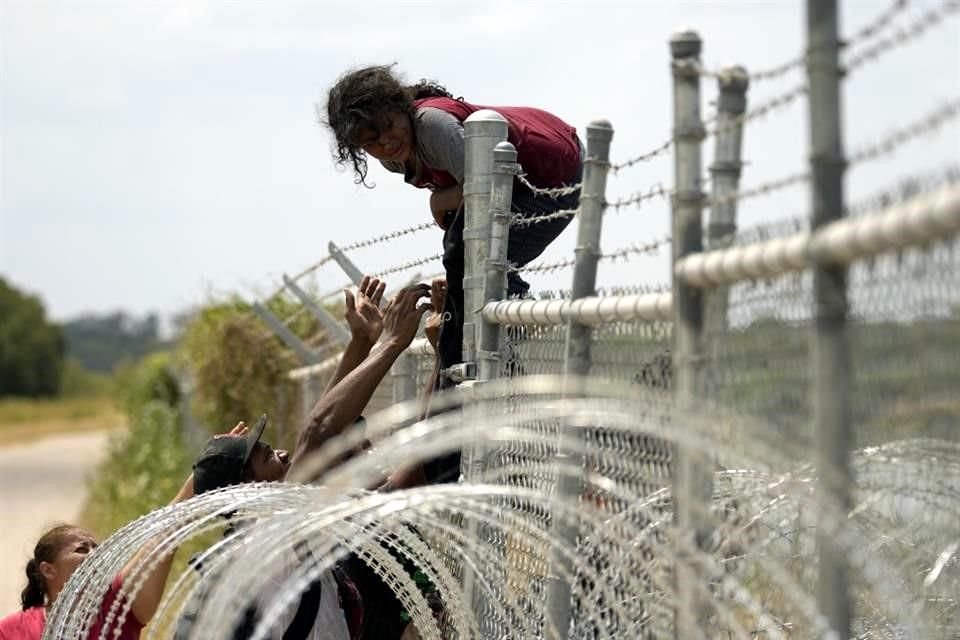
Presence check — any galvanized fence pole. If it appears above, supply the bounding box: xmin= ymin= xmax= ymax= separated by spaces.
xmin=327 ymin=241 xmax=365 ymax=287
xmin=251 ymin=302 xmax=319 ymax=365
xmin=806 ymin=0 xmax=852 ymax=636
xmin=459 ymin=110 xmax=508 ymax=618
xmin=461 ymin=110 xmax=510 ymax=376
xmin=669 ymin=29 xmax=711 ymax=639
xmin=706 ymin=67 xmax=749 ymax=335
xmin=282 ymin=274 xmax=351 ymax=346
xmin=476 ymin=141 xmax=518 ymax=384
xmin=546 ymin=120 xmax=613 ymax=640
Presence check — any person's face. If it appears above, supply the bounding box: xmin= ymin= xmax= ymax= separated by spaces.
xmin=358 ymin=111 xmax=414 ymax=163
xmin=247 ymin=442 xmax=290 ymax=482
xmin=40 ymin=530 xmax=98 ymax=601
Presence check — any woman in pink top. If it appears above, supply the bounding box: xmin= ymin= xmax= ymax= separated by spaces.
xmin=0 ymin=424 xmax=246 ymax=640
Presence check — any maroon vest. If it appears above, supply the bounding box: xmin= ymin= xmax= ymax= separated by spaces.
xmin=411 ymin=97 xmax=580 ymax=190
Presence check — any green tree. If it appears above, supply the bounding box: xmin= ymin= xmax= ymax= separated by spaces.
xmin=62 ymin=311 xmax=162 ymax=372
xmin=0 ymin=277 xmax=65 ymax=397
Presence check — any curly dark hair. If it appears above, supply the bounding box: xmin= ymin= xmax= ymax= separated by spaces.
xmin=322 ymin=64 xmax=456 ymax=187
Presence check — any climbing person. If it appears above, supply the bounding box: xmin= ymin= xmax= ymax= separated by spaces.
xmin=325 ymin=64 xmax=584 ymax=483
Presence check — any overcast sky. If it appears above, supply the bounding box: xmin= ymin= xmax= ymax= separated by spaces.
xmin=1 ymin=0 xmax=957 ymax=322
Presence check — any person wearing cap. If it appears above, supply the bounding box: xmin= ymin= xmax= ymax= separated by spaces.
xmin=182 ymin=277 xmax=433 ymax=640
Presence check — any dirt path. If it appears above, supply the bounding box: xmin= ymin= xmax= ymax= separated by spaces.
xmin=0 ymin=430 xmax=113 ymax=617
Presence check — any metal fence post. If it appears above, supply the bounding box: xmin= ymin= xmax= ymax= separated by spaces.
xmin=670 ymin=29 xmax=711 ymax=639
xmin=327 ymin=241 xmax=365 ymax=287
xmin=251 ymin=302 xmax=320 ymax=365
xmin=476 ymin=141 xmax=518 ymax=384
xmin=807 ymin=1 xmax=852 ymax=636
xmin=706 ymin=67 xmax=749 ymax=335
xmin=461 ymin=110 xmax=509 ymax=375
xmin=458 ymin=111 xmax=508 ymax=625
xmin=282 ymin=274 xmax=351 ymax=346
xmin=546 ymin=120 xmax=613 ymax=640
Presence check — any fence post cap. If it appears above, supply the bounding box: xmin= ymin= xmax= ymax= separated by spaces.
xmin=718 ymin=65 xmax=750 ymax=91
xmin=492 ymin=141 xmax=518 ymax=165
xmin=670 ymin=29 xmax=702 ymax=58
xmin=587 ymin=119 xmax=613 ymax=131
xmin=465 ymin=109 xmax=508 ymax=124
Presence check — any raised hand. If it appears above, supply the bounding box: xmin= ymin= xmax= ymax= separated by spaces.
xmin=424 ymin=278 xmax=448 ymax=351
xmin=344 ymin=275 xmax=386 ymax=346
xmin=381 ymin=284 xmax=432 ymax=350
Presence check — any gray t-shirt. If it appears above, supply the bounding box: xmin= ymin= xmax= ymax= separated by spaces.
xmin=380 ymin=107 xmax=465 ymax=186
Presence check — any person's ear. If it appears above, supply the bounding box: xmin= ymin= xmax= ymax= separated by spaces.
xmin=39 ymin=561 xmax=57 ymax=583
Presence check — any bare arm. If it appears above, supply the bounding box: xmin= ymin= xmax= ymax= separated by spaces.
xmin=288 ymin=285 xmax=431 ymax=475
xmin=429 ymin=186 xmax=463 ymax=229
xmin=120 ymin=421 xmax=248 ymax=625
xmin=321 ymin=276 xmax=386 ymax=397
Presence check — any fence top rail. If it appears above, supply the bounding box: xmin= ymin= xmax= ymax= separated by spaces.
xmin=480 ymin=292 xmax=673 ymax=327
xmin=675 ymin=182 xmax=960 ymax=288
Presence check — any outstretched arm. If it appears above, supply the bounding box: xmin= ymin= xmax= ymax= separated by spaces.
xmin=289 ymin=284 xmax=431 ymax=474
xmin=120 ymin=422 xmax=245 ymax=625
xmin=321 ymin=276 xmax=386 ymax=397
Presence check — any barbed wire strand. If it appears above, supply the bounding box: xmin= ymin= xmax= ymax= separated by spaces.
xmin=605 ymin=184 xmax=673 ymax=212
xmin=707 ymin=97 xmax=959 ymax=210
xmin=700 ymin=0 xmax=957 ymax=140
xmin=373 ymin=253 xmax=444 ymax=278
xmin=845 ymin=0 xmax=960 ymax=73
xmin=515 ymin=174 xmax=584 ymax=199
xmin=513 ymin=237 xmax=671 ymax=274
xmin=713 ymin=164 xmax=960 ymax=247
xmin=337 ymin=221 xmax=438 ymax=253
xmin=677 ymin=0 xmax=912 ymax=83
xmin=609 ymin=139 xmax=673 ymax=174
xmin=510 ymin=207 xmax=582 ymax=229
xmin=848 ymin=98 xmax=960 ymax=167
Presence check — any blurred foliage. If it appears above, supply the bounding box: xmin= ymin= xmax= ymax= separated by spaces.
xmin=62 ymin=311 xmax=165 ymax=373
xmin=82 ymin=352 xmax=188 ymax=536
xmin=60 ymin=358 xmax=114 ymax=397
xmin=0 ymin=277 xmax=65 ymax=397
xmin=80 ymin=352 xmax=216 ymax=637
xmin=114 ymin=352 xmax=181 ymax=418
xmin=177 ymin=297 xmax=313 ymax=449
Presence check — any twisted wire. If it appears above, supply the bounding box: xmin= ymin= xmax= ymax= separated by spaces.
xmin=512 ymin=237 xmax=670 ymax=274
xmin=510 ymin=207 xmax=581 ymax=229
xmin=605 ymin=184 xmax=673 ymax=212
xmin=845 ymin=0 xmax=960 ymax=73
xmin=707 ymin=171 xmax=811 ymax=208
xmin=609 ymin=139 xmax=673 ymax=174
xmin=373 ymin=252 xmax=444 ymax=278
xmin=337 ymin=221 xmax=438 ymax=253
xmin=674 ymin=0 xmax=912 ymax=83
xmin=847 ymin=98 xmax=960 ymax=167
xmin=516 ymin=173 xmax=584 ymax=199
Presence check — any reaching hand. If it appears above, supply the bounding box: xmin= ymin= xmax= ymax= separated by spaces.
xmin=381 ymin=284 xmax=432 ymax=350
xmin=344 ymin=276 xmax=386 ymax=346
xmin=424 ymin=278 xmax=448 ymax=351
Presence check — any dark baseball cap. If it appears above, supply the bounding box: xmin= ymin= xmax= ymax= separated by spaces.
xmin=193 ymin=414 xmax=268 ymax=495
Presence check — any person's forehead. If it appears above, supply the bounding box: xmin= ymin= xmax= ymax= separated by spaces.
xmin=252 ymin=441 xmax=274 ymax=455
xmin=63 ymin=530 xmax=97 ymax=547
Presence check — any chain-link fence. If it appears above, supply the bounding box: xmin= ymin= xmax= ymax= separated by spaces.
xmin=49 ymin=3 xmax=960 ymax=639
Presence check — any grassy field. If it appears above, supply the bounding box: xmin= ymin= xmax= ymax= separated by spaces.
xmin=0 ymin=395 xmax=124 ymax=446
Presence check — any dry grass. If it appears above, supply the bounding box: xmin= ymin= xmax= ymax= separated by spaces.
xmin=0 ymin=396 xmax=124 ymax=447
